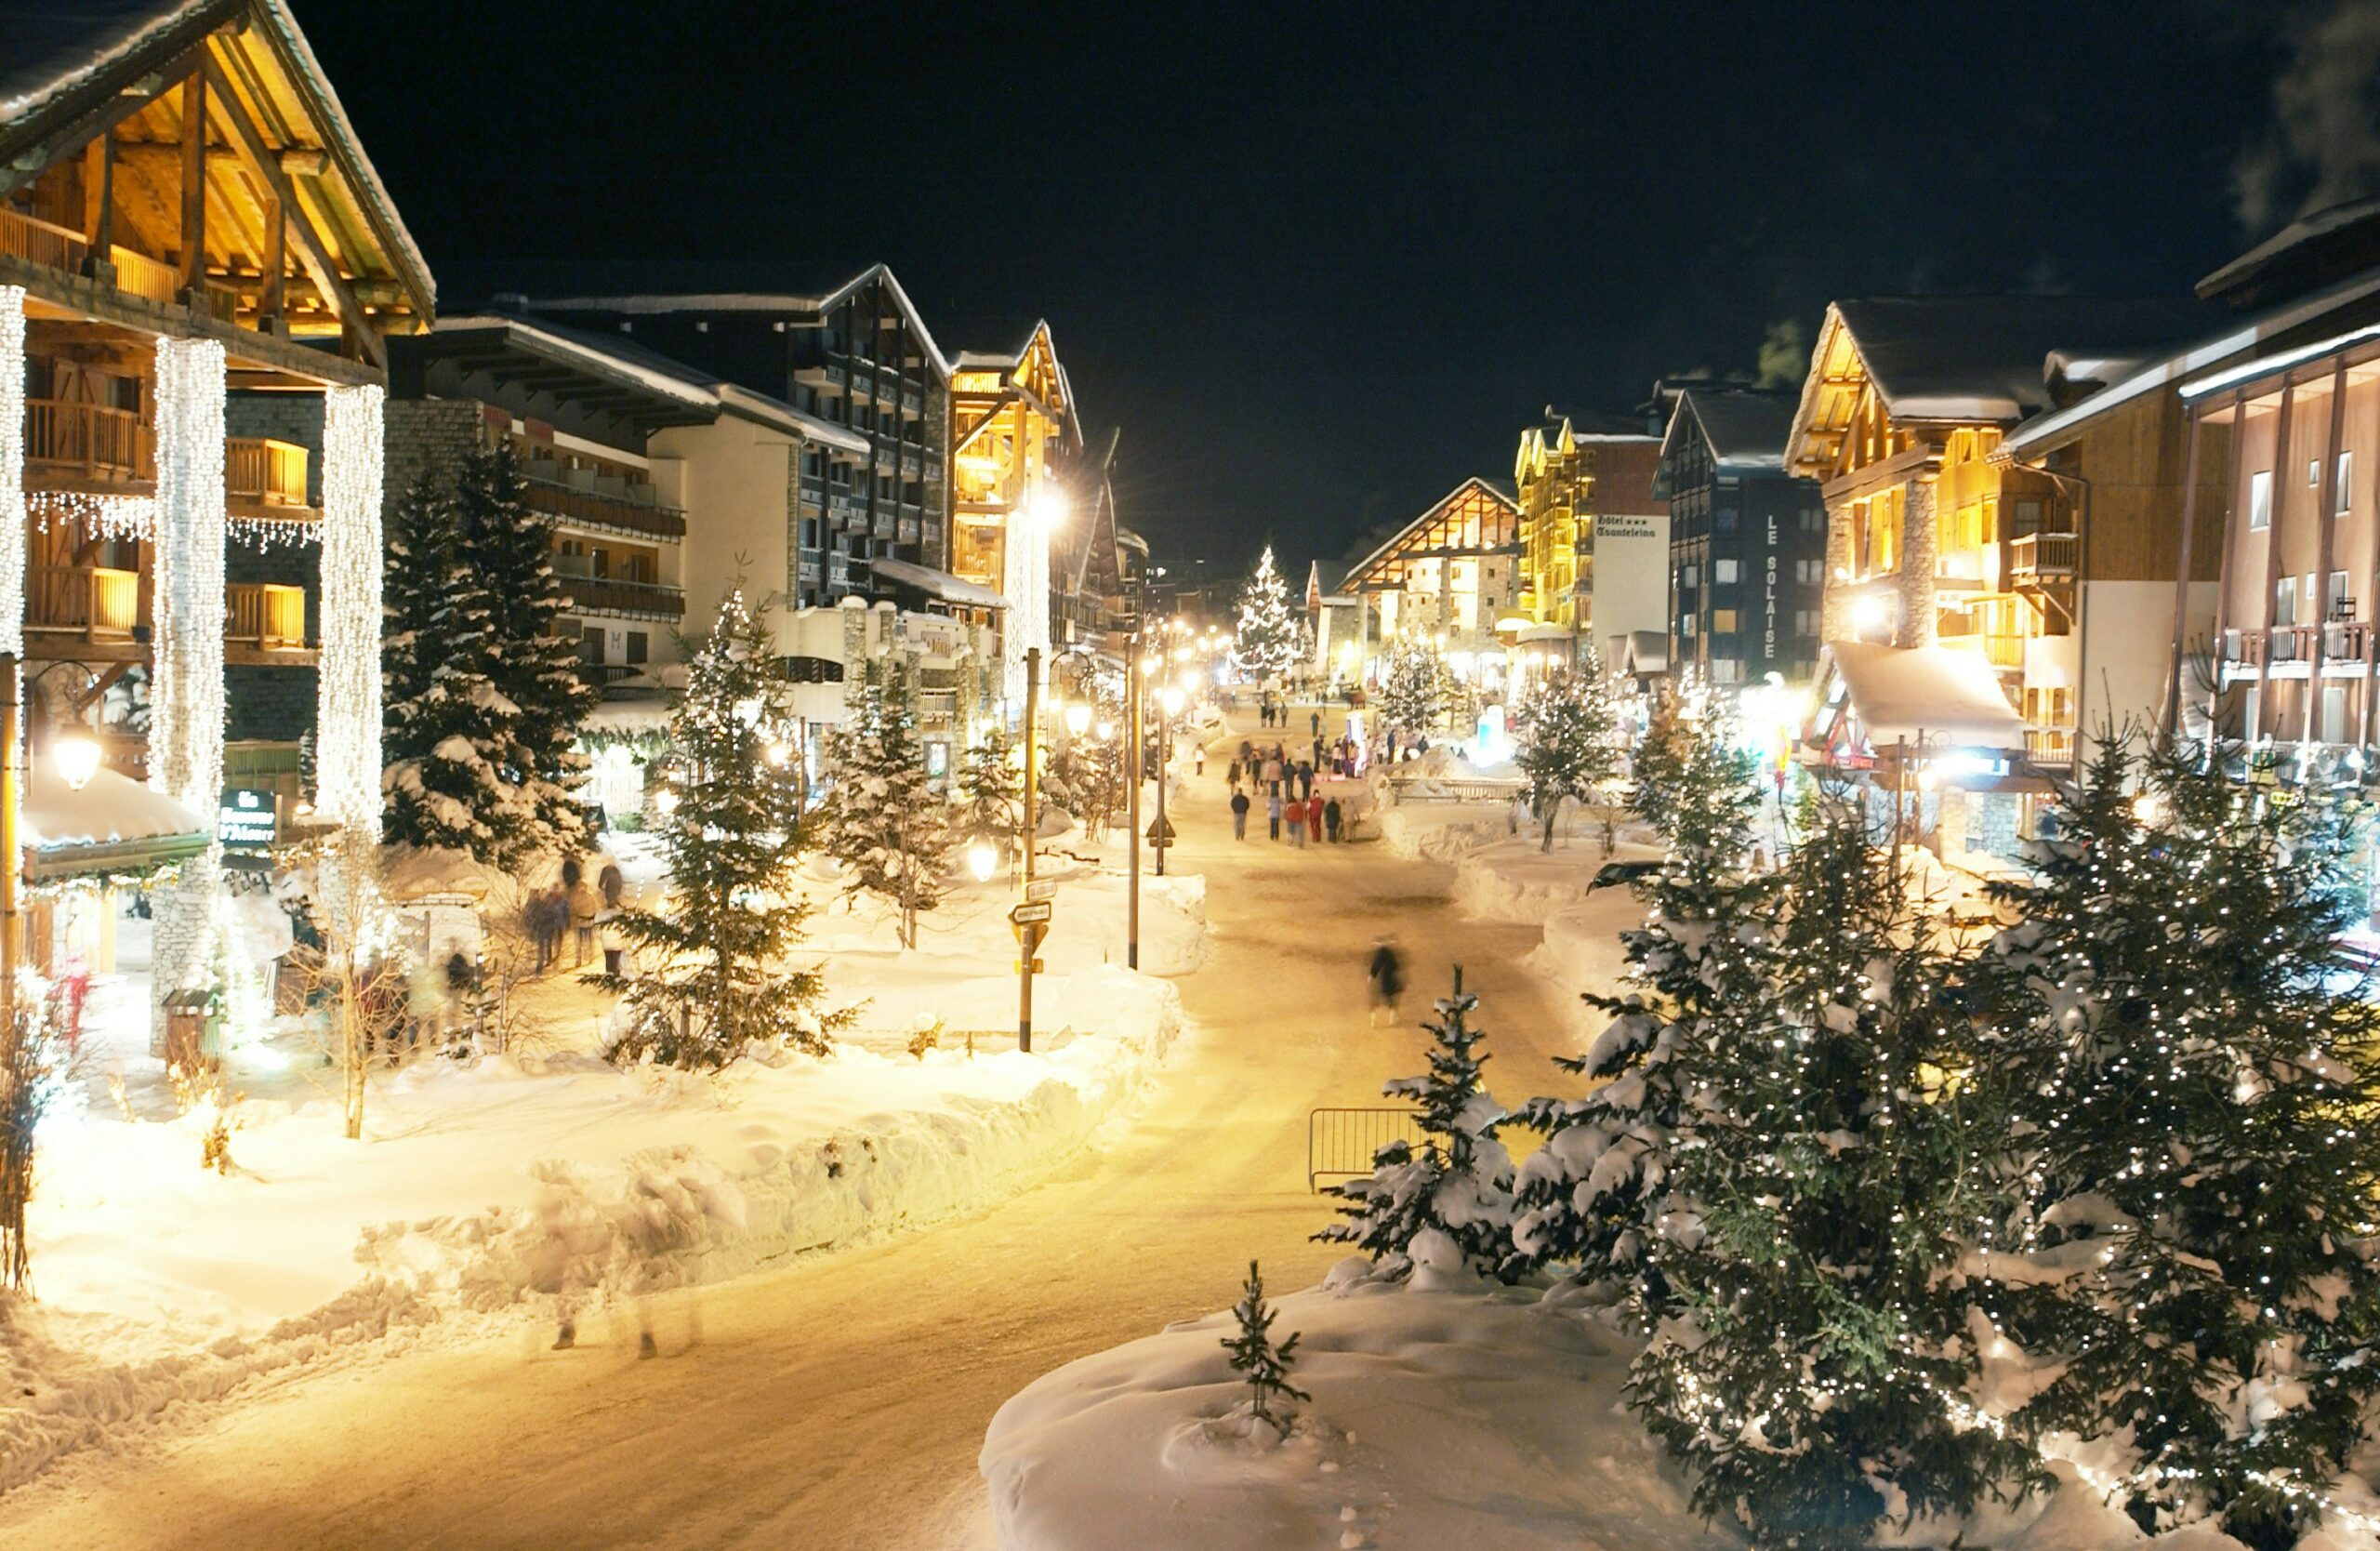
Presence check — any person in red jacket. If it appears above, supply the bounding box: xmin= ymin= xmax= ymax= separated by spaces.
xmin=1305 ymin=792 xmax=1327 ymax=845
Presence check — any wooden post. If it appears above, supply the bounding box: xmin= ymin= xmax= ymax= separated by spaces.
xmin=2254 ymin=380 xmax=2297 ymax=742
xmin=2307 ymin=363 xmax=2348 ymax=746
xmin=2165 ymin=404 xmax=2203 ymax=736
xmin=178 ymin=73 xmax=207 ymax=300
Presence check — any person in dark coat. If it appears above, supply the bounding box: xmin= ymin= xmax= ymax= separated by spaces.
xmin=1367 ymin=937 xmax=1405 ymax=1026
xmin=1324 ymin=796 xmax=1343 ymax=842
xmin=1230 ymin=788 xmax=1251 ymax=841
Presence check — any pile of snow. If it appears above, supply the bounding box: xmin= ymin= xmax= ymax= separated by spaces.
xmin=982 ymin=1272 xmax=2290 ymax=1551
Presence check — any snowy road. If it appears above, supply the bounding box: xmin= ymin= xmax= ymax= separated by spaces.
xmin=0 ymin=719 xmax=1595 ymax=1551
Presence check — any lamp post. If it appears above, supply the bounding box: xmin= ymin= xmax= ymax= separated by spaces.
xmin=1156 ymin=683 xmax=1184 ymax=877
xmin=1125 ymin=628 xmax=1142 ymax=970
xmin=1018 ymin=645 xmax=1042 ymax=1053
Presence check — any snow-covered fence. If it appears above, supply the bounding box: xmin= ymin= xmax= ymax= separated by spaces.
xmin=1306 ymin=1106 xmax=1421 ymax=1192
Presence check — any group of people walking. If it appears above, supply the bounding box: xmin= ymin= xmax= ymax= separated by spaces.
xmin=1223 ymin=735 xmax=1347 ymax=845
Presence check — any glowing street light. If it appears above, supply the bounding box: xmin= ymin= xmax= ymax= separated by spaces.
xmin=53 ymin=732 xmax=100 ymax=792
xmin=1064 ymin=701 xmax=1091 ymax=737
xmin=967 ymin=837 xmax=1000 ymax=882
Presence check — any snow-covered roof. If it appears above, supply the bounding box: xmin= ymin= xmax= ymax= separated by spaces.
xmin=509 ymin=264 xmax=953 ymax=378
xmin=1615 ymin=630 xmax=1669 ymax=674
xmin=426 ymin=315 xmax=717 ymax=406
xmin=714 ymin=384 xmax=872 ymax=454
xmin=868 ymin=557 xmax=1010 ymax=611
xmin=1659 ymin=389 xmax=1796 ymax=484
xmin=22 ymin=764 xmax=205 ymax=849
xmin=1831 ymin=297 xmax=2210 ymax=424
xmin=2197 ymin=195 xmax=2380 ymax=304
xmin=1822 ymin=641 xmax=2026 ymax=749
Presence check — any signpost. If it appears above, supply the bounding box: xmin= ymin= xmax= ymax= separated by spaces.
xmin=1011 ymin=899 xmax=1051 ymax=1051
xmin=217 ymin=788 xmax=278 ymax=854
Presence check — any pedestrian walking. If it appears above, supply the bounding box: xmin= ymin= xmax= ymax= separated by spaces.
xmin=1287 ymin=795 xmax=1306 ymax=847
xmin=1230 ymin=788 xmax=1250 ymax=840
xmin=1310 ymin=709 xmax=1322 ymax=738
xmin=1239 ymin=738 xmax=1254 ymax=770
xmin=1267 ymin=789 xmax=1284 ymax=841
xmin=1297 ymin=760 xmax=1315 ymax=800
xmin=1367 ymin=936 xmax=1406 ymax=1026
xmin=1195 ymin=743 xmax=1207 ymax=776
xmin=1324 ymin=795 xmax=1342 ymax=842
xmin=1226 ymin=758 xmax=1242 ymax=790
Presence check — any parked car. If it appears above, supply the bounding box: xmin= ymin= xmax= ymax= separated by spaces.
xmin=1588 ymin=859 xmax=1663 ymax=892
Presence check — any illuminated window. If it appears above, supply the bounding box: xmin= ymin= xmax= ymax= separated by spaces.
xmin=1713 ymin=558 xmax=1739 ymax=585
xmin=2249 ymin=470 xmax=2272 ymax=531
xmin=2339 ymin=453 xmax=2354 ymax=515
xmin=1712 ymin=609 xmax=1739 ymax=633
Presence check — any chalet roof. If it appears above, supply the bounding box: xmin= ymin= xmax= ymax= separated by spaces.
xmin=503 ymin=262 xmax=953 ymax=378
xmin=1661 ymin=389 xmax=1796 ymax=471
xmin=1831 ymin=297 xmax=2210 ymax=423
xmin=1819 ymin=642 xmax=2026 ymax=750
xmin=2197 ymin=196 xmax=2380 ymax=309
xmin=0 ymin=0 xmax=435 ymax=321
xmin=1342 ymin=475 xmax=1522 ymax=590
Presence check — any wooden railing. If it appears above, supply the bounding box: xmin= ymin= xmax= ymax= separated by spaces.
xmin=2270 ymin=625 xmax=2318 ymax=663
xmin=556 ymin=575 xmax=684 ymax=619
xmin=24 ymin=399 xmax=152 ymax=481
xmin=1983 ymin=633 xmax=2026 ymax=669
xmin=109 ymin=245 xmax=178 ymax=305
xmin=2025 ymin=726 xmax=2078 ymax=768
xmin=2008 ymin=531 xmax=2079 ymax=577
xmin=2223 ymin=629 xmax=2266 ymax=669
xmin=2328 ymin=622 xmax=2373 ymax=663
xmin=225 ymin=438 xmax=310 ymax=507
xmin=520 ymin=475 xmax=687 ymax=540
xmin=29 ymin=565 xmax=139 ymax=635
xmin=227 ymin=583 xmax=306 ymax=649
xmin=0 ymin=207 xmax=87 ymax=272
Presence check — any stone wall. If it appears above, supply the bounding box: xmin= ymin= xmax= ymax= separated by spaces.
xmin=382 ymin=397 xmax=486 ymax=515
xmin=1897 ymin=477 xmax=1938 ymax=647
xmin=224 ymin=661 xmax=319 ymax=743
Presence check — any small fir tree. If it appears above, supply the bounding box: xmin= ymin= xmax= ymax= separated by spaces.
xmin=459 ymin=440 xmax=599 ymax=861
xmin=1231 ymin=546 xmax=1302 ymax=683
xmin=1317 ymin=967 xmax=1518 ymax=1281
xmin=814 ymin=663 xmax=953 ymax=949
xmin=1513 ymin=700 xmax=1772 ymax=1311
xmin=1042 ymin=734 xmax=1125 ymax=841
xmin=382 ymin=470 xmax=536 ymax=865
xmin=1960 ymin=738 xmax=2380 ymax=1549
xmin=1511 ymin=660 xmax=1620 ymax=851
xmin=1628 ymin=804 xmax=2025 ymax=1548
xmin=1374 ymin=634 xmax=1450 ymax=740
xmin=596 ymin=591 xmax=846 ymax=1067
xmin=954 ymin=725 xmax=1023 ymax=861
xmin=1223 ymin=1259 xmax=1310 ymax=1433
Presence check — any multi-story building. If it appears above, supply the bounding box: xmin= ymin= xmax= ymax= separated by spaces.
xmin=1 ymin=0 xmax=429 ymax=1005
xmin=1512 ymin=414 xmax=1671 ymax=674
xmin=1786 ymin=296 xmax=2214 ymax=851
xmin=1653 ymin=388 xmax=1827 ymax=688
xmin=1343 ymin=477 xmax=1523 ymax=691
xmin=502 ymin=266 xmax=952 ymax=611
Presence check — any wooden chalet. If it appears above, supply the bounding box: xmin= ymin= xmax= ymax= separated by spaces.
xmin=1342 ymin=476 xmax=1523 ymax=686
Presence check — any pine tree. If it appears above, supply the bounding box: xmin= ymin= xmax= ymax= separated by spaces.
xmin=459 ymin=440 xmax=598 ymax=861
xmin=813 ymin=663 xmax=953 ymax=949
xmin=1317 ymin=967 xmax=1518 ymax=1281
xmin=596 ymin=591 xmax=845 ymax=1068
xmin=1232 ymin=546 xmax=1301 ymax=683
xmin=1223 ymin=1259 xmax=1310 ymax=1433
xmin=1628 ymin=804 xmax=2024 ymax=1548
xmin=1511 ymin=660 xmax=1620 ymax=851
xmin=1960 ymin=738 xmax=2380 ymax=1549
xmin=954 ymin=725 xmax=1023 ymax=860
xmin=1374 ymin=634 xmax=1450 ymax=739
xmin=1513 ymin=701 xmax=1772 ymax=1312
xmin=382 ymin=470 xmax=536 ymax=865
xmin=1042 ymin=735 xmax=1124 ymax=841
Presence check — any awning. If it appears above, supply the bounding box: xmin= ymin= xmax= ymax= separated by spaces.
xmin=1821 ymin=641 xmax=2026 ymax=749
xmin=868 ymin=558 xmax=1010 ymax=611
xmin=21 ymin=766 xmax=210 ymax=883
xmin=1514 ymin=622 xmax=1573 ymax=644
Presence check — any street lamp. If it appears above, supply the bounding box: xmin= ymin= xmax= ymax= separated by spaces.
xmin=967 ymin=836 xmax=999 ymax=882
xmin=1156 ymin=683 xmax=1185 ymax=877
xmin=53 ymin=731 xmax=100 ymax=791
xmin=1064 ymin=701 xmax=1091 ymax=738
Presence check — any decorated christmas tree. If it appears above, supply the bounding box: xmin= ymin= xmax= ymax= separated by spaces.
xmin=1961 ymin=739 xmax=2380 ymax=1548
xmin=1628 ymin=804 xmax=2023 ymax=1547
xmin=813 ymin=663 xmax=952 ymax=949
xmin=1317 ymin=968 xmax=1517 ymax=1281
xmin=1511 ymin=660 xmax=1619 ymax=851
xmin=456 ymin=440 xmax=598 ymax=860
xmin=1374 ymin=633 xmax=1450 ymax=739
xmin=1223 ymin=1260 xmax=1310 ymax=1434
xmin=1232 ymin=546 xmax=1302 ymax=683
xmin=596 ymin=591 xmax=845 ymax=1067
xmin=381 ymin=470 xmax=536 ymax=866
xmin=1514 ymin=698 xmax=1771 ymax=1311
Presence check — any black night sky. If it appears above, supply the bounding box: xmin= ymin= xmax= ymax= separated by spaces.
xmin=302 ymin=1 xmax=2349 ymax=582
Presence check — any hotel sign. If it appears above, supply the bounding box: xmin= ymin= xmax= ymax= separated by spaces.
xmin=217 ymin=788 xmax=277 ymax=853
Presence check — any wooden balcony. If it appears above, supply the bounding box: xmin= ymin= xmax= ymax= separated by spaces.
xmin=227 ymin=583 xmax=307 ymax=651
xmin=225 ymin=437 xmax=311 ymax=510
xmin=2327 ymin=621 xmax=2373 ymax=664
xmin=553 ymin=564 xmax=683 ymax=621
xmin=521 ymin=474 xmax=687 ymax=542
xmin=108 ymin=245 xmax=178 ymax=306
xmin=2008 ymin=531 xmax=2078 ymax=579
xmin=0 ymin=207 xmax=86 ymax=272
xmin=25 ymin=399 xmax=152 ymax=485
xmin=2026 ymin=725 xmax=2077 ymax=768
xmin=29 ymin=563 xmax=140 ymax=638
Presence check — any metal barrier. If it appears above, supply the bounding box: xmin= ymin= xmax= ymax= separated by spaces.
xmin=1307 ymin=1107 xmax=1423 ymax=1192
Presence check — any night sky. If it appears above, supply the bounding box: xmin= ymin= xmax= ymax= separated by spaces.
xmin=301 ymin=1 xmax=2348 ymax=580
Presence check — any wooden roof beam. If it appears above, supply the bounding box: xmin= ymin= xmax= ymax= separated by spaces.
xmin=0 ymin=46 xmax=209 ymax=200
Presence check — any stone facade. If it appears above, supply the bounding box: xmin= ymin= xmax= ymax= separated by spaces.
xmin=381 ymin=397 xmax=485 ymax=512
xmin=1896 ymin=478 xmax=1937 ymax=647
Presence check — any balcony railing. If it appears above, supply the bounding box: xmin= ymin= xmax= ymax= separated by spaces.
xmin=0 ymin=208 xmax=86 ymax=272
xmin=555 ymin=574 xmax=683 ymax=619
xmin=872 ymin=513 xmax=895 ymax=540
xmin=227 ymin=583 xmax=306 ymax=650
xmin=2026 ymin=726 xmax=2077 ymax=768
xmin=2008 ymin=531 xmax=2079 ymax=578
xmin=225 ymin=438 xmax=310 ymax=509
xmin=521 ymin=475 xmax=687 ymax=541
xmin=29 ymin=565 xmax=139 ymax=636
xmin=110 ymin=245 xmax=178 ymax=306
xmin=2268 ymin=625 xmax=2318 ymax=663
xmin=829 ymin=494 xmax=866 ymax=529
xmin=827 ymin=553 xmax=852 ymax=587
xmin=896 ymin=517 xmax=919 ymax=544
xmin=25 ymin=399 xmax=152 ymax=483
xmin=2329 ymin=621 xmax=2373 ymax=663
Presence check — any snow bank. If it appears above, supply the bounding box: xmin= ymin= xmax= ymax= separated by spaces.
xmin=981 ymin=1275 xmax=1725 ymax=1551
xmin=4 ymin=963 xmax=1183 ymax=1491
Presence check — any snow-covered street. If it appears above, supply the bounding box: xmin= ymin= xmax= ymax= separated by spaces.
xmin=0 ymin=712 xmax=1603 ymax=1550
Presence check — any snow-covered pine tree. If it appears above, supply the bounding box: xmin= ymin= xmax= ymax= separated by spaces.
xmin=597 ymin=590 xmax=845 ymax=1068
xmin=381 ymin=469 xmax=536 ymax=865
xmin=1232 ymin=546 xmax=1301 ymax=683
xmin=1629 ymin=803 xmax=2024 ymax=1548
xmin=1374 ymin=633 xmax=1450 ymax=739
xmin=1042 ymin=734 xmax=1124 ymax=840
xmin=814 ymin=662 xmax=952 ymax=949
xmin=458 ymin=439 xmax=598 ymax=861
xmin=954 ymin=725 xmax=1023 ymax=860
xmin=1223 ymin=1259 xmax=1309 ymax=1433
xmin=1628 ymin=676 xmax=1701 ymax=834
xmin=1511 ymin=659 xmax=1620 ymax=852
xmin=1512 ymin=699 xmax=1772 ymax=1311
xmin=1960 ymin=737 xmax=2380 ymax=1549
xmin=1316 ymin=967 xmax=1518 ymax=1281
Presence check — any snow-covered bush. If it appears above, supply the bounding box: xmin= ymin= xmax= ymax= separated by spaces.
xmin=1316 ymin=969 xmax=1516 ymax=1282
